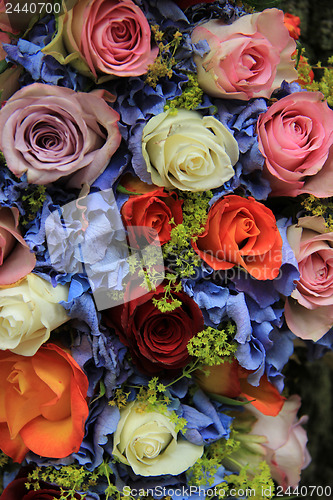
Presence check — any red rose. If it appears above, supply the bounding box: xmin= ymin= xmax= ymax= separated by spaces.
xmin=1 ymin=476 xmax=82 ymax=500
xmin=121 ymin=186 xmax=183 ymax=245
xmin=192 ymin=195 xmax=283 ymax=280
xmin=104 ymin=284 xmax=204 ymax=374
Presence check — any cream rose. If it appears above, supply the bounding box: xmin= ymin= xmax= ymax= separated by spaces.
xmin=0 ymin=273 xmax=69 ymax=356
xmin=142 ymin=109 xmax=239 ymax=191
xmin=112 ymin=401 xmax=203 ymax=476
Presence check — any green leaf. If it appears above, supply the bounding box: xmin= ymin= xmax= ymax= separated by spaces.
xmin=91 ymin=380 xmax=106 ymax=403
xmin=0 ymin=59 xmax=9 ymax=74
xmin=116 ymin=185 xmax=142 ymax=195
xmin=295 ymin=41 xmax=302 ymax=70
xmin=208 ymin=393 xmax=255 ymax=406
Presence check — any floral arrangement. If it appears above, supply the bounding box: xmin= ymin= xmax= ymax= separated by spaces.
xmin=0 ymin=0 xmax=332 ymax=499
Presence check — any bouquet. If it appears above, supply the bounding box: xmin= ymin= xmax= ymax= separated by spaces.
xmin=0 ymin=0 xmax=332 ymax=498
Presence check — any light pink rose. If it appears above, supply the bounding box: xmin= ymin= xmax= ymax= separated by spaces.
xmin=191 ymin=8 xmax=297 ymax=100
xmin=57 ymin=0 xmax=158 ymax=79
xmin=0 ymin=207 xmax=36 ymax=286
xmin=249 ymin=395 xmax=311 ymax=490
xmin=285 ymin=216 xmax=333 ymax=340
xmin=0 ymin=83 xmax=121 ymax=187
xmin=257 ymin=92 xmax=333 ymax=197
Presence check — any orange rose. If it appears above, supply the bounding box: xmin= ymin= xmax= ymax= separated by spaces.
xmin=192 ymin=195 xmax=282 ymax=280
xmin=0 ymin=344 xmax=89 ymax=462
xmin=196 ymin=359 xmax=285 ymax=416
xmin=283 ymin=13 xmax=301 ymax=40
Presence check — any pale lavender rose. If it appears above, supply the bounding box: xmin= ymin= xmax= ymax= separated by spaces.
xmin=249 ymin=395 xmax=311 ymax=490
xmin=285 ymin=216 xmax=333 ymax=341
xmin=191 ymin=8 xmax=297 ymax=100
xmin=257 ymin=92 xmax=333 ymax=197
xmin=0 ymin=83 xmax=121 ymax=187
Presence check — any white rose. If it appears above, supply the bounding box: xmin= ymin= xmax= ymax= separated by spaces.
xmin=142 ymin=109 xmax=239 ymax=191
xmin=0 ymin=273 xmax=69 ymax=356
xmin=112 ymin=401 xmax=203 ymax=476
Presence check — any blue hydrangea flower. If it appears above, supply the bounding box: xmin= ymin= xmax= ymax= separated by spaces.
xmin=183 ymin=219 xmax=299 ymax=388
xmin=3 ymin=16 xmax=89 ymax=90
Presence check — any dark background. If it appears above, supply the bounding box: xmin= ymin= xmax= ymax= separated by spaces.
xmin=280 ymin=0 xmax=333 ymax=63
xmin=283 ymin=347 xmax=333 ymax=491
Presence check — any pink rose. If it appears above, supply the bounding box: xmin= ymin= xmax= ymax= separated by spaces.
xmin=249 ymin=395 xmax=311 ymax=490
xmin=47 ymin=0 xmax=158 ymax=80
xmin=0 ymin=83 xmax=121 ymax=187
xmin=191 ymin=8 xmax=297 ymax=100
xmin=285 ymin=216 xmax=333 ymax=341
xmin=0 ymin=207 xmax=36 ymax=286
xmin=257 ymin=92 xmax=333 ymax=197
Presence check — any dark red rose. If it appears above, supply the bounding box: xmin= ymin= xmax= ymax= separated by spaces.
xmin=121 ymin=187 xmax=183 ymax=245
xmin=104 ymin=284 xmax=204 ymax=374
xmin=1 ymin=477 xmax=82 ymax=500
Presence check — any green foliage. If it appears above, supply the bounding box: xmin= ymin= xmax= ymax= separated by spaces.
xmin=109 ymin=387 xmax=131 ymax=409
xmin=128 ymin=244 xmax=165 ymax=293
xmin=97 ymin=462 xmax=135 ymax=500
xmin=152 ymin=273 xmax=182 ymax=312
xmin=125 ymin=190 xmax=213 ymax=313
xmin=1 ymin=148 xmax=46 ymax=225
xmin=0 ymin=452 xmax=10 ymax=495
xmin=20 ymin=185 xmax=47 ymax=225
xmin=26 ymin=465 xmax=99 ymax=500
xmin=217 ymin=462 xmax=275 ymax=499
xmin=187 ymin=323 xmax=237 ymax=366
xmin=301 ymin=56 xmax=333 ymax=107
xmin=0 ymin=452 xmax=8 ymax=468
xmin=165 ymin=73 xmax=204 ymax=111
xmin=146 ymin=26 xmax=183 ymax=88
xmin=24 ymin=461 xmax=137 ymax=500
xmin=301 ymin=195 xmax=333 ymax=231
xmin=134 ymin=377 xmax=187 ymax=432
xmin=153 ymin=190 xmax=213 ymax=311
xmin=167 ymin=190 xmax=214 ymax=251
xmin=188 ymin=429 xmax=241 ymax=487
